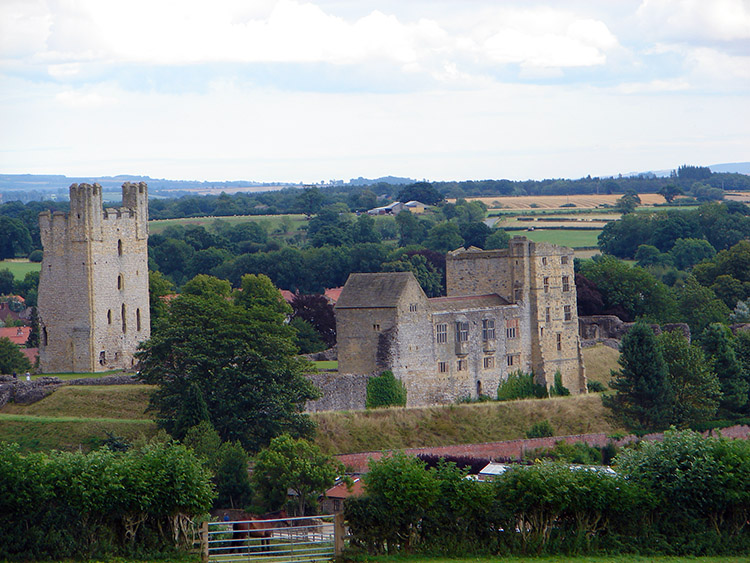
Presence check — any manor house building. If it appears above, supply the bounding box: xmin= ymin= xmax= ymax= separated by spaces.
xmin=37 ymin=182 xmax=150 ymax=373
xmin=335 ymin=237 xmax=586 ymax=406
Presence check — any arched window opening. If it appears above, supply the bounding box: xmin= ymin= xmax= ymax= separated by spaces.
xmin=122 ymin=304 xmax=126 ymax=333
xmin=42 ymin=327 xmax=48 ymax=346
xmin=136 ymin=308 xmax=141 ymax=331
xmin=117 ymin=239 xmax=123 ymax=256
xmin=477 ymin=380 xmax=482 ymax=396
xmin=117 ymin=274 xmax=123 ymax=290
xmin=107 ymin=310 xmax=112 ymax=324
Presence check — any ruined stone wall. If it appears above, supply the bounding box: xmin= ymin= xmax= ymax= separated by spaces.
xmin=38 ymin=183 xmax=150 ymax=373
xmin=304 ymin=372 xmax=369 ymax=412
xmin=446 ymin=248 xmax=514 ymax=300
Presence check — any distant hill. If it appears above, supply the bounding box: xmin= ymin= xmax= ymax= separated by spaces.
xmin=709 ymin=162 xmax=750 ymax=175
xmin=348 ymin=175 xmax=415 ymax=186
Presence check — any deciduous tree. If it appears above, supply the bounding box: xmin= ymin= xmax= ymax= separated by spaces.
xmin=252 ymin=434 xmax=346 ymax=515
xmin=136 ymin=275 xmax=318 ymax=452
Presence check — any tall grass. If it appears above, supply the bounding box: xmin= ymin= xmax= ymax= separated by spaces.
xmin=582 ymin=344 xmax=620 ymax=390
xmin=312 ymin=394 xmax=620 ymax=455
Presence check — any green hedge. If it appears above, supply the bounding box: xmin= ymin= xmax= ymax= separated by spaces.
xmin=0 ymin=441 xmax=215 ymax=560
xmin=344 ymin=430 xmax=750 ymax=556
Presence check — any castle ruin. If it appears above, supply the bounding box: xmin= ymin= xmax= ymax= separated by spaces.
xmin=335 ymin=237 xmax=586 ymax=406
xmin=37 ymin=182 xmax=150 ymax=373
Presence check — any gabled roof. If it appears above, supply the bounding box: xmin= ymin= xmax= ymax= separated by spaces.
xmin=324 ymin=287 xmax=343 ymax=304
xmin=336 ymin=272 xmax=418 ymax=309
xmin=0 ymin=326 xmax=31 ymax=346
xmin=325 ymin=477 xmax=365 ymax=500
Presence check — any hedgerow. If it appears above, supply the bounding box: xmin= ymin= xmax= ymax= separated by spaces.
xmin=0 ymin=440 xmax=215 ymax=560
xmin=344 ymin=430 xmax=750 ymax=556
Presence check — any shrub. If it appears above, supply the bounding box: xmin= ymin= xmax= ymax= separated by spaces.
xmin=525 ymin=440 xmax=603 ymax=464
xmin=526 ymin=420 xmax=555 ymax=439
xmin=587 ymin=380 xmax=606 ymax=393
xmin=0 ymin=441 xmax=214 ymax=560
xmin=549 ymin=371 xmax=570 ymax=397
xmin=497 ymin=370 xmax=548 ymax=401
xmin=366 ymin=370 xmax=407 ymax=408
xmin=28 ymin=249 xmax=43 ymax=262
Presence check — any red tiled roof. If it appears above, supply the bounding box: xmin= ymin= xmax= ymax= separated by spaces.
xmin=325 ymin=477 xmax=365 ymax=500
xmin=324 ymin=287 xmax=343 ymax=304
xmin=0 ymin=326 xmax=31 ymax=346
xmin=280 ymin=290 xmax=296 ymax=303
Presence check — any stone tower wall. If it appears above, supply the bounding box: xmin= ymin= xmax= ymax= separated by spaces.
xmin=446 ymin=237 xmax=585 ymax=393
xmin=38 ymin=183 xmax=150 ymax=373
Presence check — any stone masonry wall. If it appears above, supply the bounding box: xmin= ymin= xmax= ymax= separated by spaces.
xmin=305 ymin=372 xmax=369 ymax=412
xmin=38 ymin=183 xmax=150 ymax=373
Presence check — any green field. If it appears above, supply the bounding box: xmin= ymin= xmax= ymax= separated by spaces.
xmin=0 ymin=259 xmax=41 ymax=280
xmin=149 ymin=214 xmax=308 ymax=235
xmin=507 ymin=228 xmax=602 ymax=248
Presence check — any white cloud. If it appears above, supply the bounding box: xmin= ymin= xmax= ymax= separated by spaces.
xmin=637 ymin=0 xmax=750 ymax=42
xmin=0 ymin=0 xmax=51 ymax=57
xmin=2 ymin=0 xmax=621 ymax=79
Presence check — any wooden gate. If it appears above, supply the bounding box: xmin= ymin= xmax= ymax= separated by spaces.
xmin=201 ymin=513 xmax=344 ymax=563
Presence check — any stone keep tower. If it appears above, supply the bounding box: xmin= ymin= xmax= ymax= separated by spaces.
xmin=37 ymin=182 xmax=151 ymax=373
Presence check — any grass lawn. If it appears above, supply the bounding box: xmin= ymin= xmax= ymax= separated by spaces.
xmin=35 ymin=370 xmax=126 ymax=381
xmin=314 ymin=360 xmax=338 ymax=370
xmin=0 ymin=259 xmax=41 ymax=280
xmin=507 ymin=229 xmax=602 ymax=248
xmin=358 ymin=557 xmax=750 ymax=563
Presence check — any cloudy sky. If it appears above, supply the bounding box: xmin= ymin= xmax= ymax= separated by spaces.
xmin=1 ymin=0 xmax=748 ymax=183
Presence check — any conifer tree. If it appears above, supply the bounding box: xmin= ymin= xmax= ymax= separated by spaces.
xmin=603 ymin=322 xmax=673 ymax=432
xmin=700 ymin=323 xmax=749 ymax=415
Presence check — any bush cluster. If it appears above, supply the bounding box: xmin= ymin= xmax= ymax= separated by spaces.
xmin=496 ymin=370 xmax=548 ymax=401
xmin=345 ymin=430 xmax=750 ymax=556
xmin=366 ymin=370 xmax=407 ymax=408
xmin=0 ymin=441 xmax=215 ymax=561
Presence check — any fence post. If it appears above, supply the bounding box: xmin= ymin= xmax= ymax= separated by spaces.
xmin=201 ymin=520 xmax=209 ymax=562
xmin=334 ymin=513 xmax=345 ymax=556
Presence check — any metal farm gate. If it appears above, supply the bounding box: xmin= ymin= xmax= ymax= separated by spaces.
xmin=201 ymin=514 xmax=344 ymax=563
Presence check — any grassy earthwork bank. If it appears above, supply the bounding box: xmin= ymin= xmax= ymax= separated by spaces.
xmin=0 ymin=385 xmax=159 ymax=452
xmin=1 ymin=258 xmax=41 ymax=280
xmin=312 ymin=393 xmax=620 ymax=455
xmin=0 ymin=345 xmax=621 ymax=454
